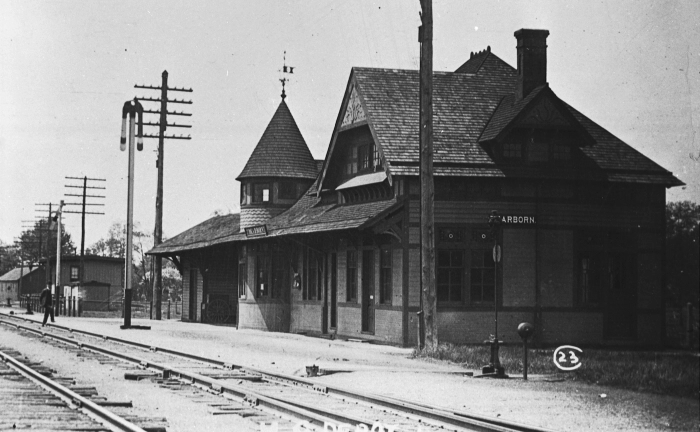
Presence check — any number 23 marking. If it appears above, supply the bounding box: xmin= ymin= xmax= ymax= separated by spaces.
xmin=553 ymin=345 xmax=583 ymax=371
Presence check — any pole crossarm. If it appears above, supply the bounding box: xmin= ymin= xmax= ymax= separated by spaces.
xmin=65 ymin=176 xmax=106 ymax=182
xmin=63 ymin=211 xmax=105 ymax=215
xmin=143 ymin=109 xmax=192 ymax=117
xmin=138 ymin=97 xmax=192 ymax=104
xmin=135 ymin=84 xmax=193 ymax=92
xmin=65 ymin=185 xmax=106 ymax=190
xmin=63 ymin=203 xmax=105 ymax=206
xmin=142 ymin=122 xmax=192 ymax=128
xmin=64 ymin=194 xmax=105 ymax=198
xmin=143 ymin=133 xmax=191 ymax=140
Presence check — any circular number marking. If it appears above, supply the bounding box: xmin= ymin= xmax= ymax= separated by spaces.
xmin=553 ymin=345 xmax=582 ymax=371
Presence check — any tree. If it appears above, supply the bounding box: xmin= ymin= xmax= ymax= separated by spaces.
xmin=666 ymin=201 xmax=700 ymax=307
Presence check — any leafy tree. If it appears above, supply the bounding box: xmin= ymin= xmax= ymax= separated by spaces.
xmin=666 ymin=201 xmax=700 ymax=307
xmin=0 ymin=241 xmax=19 ymax=275
xmin=17 ymin=220 xmax=76 ymax=263
xmin=0 ymin=222 xmax=75 ymax=274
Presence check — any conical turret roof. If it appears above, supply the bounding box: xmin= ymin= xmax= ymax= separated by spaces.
xmin=237 ymin=100 xmax=318 ymax=180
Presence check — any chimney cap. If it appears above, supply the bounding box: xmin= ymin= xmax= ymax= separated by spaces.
xmin=514 ymin=28 xmax=550 ymax=39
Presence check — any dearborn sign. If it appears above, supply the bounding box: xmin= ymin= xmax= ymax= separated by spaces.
xmin=501 ymin=215 xmax=536 ymax=224
xmin=245 ymin=225 xmax=268 ymax=238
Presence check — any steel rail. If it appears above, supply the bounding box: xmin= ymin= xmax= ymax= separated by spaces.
xmin=0 ymin=313 xmax=556 ymax=432
xmin=0 ymin=319 xmax=408 ymax=431
xmin=0 ymin=347 xmax=147 ymax=432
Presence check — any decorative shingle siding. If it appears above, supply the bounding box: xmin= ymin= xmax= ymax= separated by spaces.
xmin=240 ymin=207 xmax=285 ymax=230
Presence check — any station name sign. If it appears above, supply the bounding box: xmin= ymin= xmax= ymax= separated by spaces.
xmin=245 ymin=225 xmax=268 ymax=238
xmin=501 ymin=215 xmax=536 ymax=224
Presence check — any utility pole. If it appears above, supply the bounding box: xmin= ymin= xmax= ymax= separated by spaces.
xmin=419 ymin=0 xmax=437 ymax=351
xmin=135 ymin=71 xmax=192 ymax=320
xmin=54 ymin=201 xmax=65 ymax=309
xmin=35 ymin=203 xmax=57 ymax=312
xmin=64 ymin=176 xmax=106 ymax=297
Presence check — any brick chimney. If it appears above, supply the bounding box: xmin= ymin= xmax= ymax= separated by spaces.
xmin=515 ymin=29 xmax=549 ymax=100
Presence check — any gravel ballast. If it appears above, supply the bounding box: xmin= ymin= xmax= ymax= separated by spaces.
xmin=1 ymin=309 xmax=698 ymax=431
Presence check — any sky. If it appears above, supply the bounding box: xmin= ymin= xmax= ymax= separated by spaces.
xmin=1 ymin=0 xmax=699 ymax=250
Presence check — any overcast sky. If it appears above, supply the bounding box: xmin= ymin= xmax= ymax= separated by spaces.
xmin=1 ymin=0 xmax=698 ymax=249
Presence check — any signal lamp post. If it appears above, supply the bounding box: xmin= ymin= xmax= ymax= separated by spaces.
xmin=482 ymin=210 xmax=507 ymax=378
xmin=120 ymin=98 xmax=143 ymax=329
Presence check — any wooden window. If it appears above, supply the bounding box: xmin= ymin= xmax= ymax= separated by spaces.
xmin=552 ymin=143 xmax=571 ymax=161
xmin=528 ymin=141 xmax=549 ymax=162
xmin=470 ymin=249 xmax=495 ymax=303
xmin=358 ymin=142 xmax=376 ymax=172
xmin=252 ymin=183 xmax=270 ymax=203
xmin=238 ymin=255 xmax=247 ymax=299
xmin=240 ymin=184 xmax=247 ymax=205
xmin=437 ymin=250 xmax=464 ymax=302
xmin=256 ymin=254 xmax=270 ymax=298
xmin=279 ymin=181 xmax=297 ymax=200
xmin=503 ymin=141 xmax=522 ymax=158
xmin=70 ymin=266 xmax=79 ymax=282
xmin=379 ymin=247 xmax=392 ymax=304
xmin=304 ymin=248 xmax=321 ymax=301
xmin=345 ymin=146 xmax=358 ymax=176
xmin=580 ymin=254 xmax=602 ymax=305
xmin=271 ymin=249 xmax=286 ymax=299
xmin=346 ymin=250 xmax=357 ymax=301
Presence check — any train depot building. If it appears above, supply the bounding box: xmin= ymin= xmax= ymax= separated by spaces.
xmin=149 ymin=29 xmax=683 ymax=347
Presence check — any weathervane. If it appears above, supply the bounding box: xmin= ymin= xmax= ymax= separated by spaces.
xmin=279 ymin=51 xmax=294 ymax=100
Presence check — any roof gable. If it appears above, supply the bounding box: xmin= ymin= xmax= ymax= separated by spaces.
xmin=454 ymin=46 xmax=495 ymax=74
xmin=317 ymin=74 xmax=392 ymax=193
xmin=479 ymin=85 xmax=594 ymax=144
xmin=237 ymin=100 xmax=318 ymax=180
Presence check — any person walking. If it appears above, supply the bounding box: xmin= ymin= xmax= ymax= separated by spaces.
xmin=40 ymin=286 xmax=55 ymax=326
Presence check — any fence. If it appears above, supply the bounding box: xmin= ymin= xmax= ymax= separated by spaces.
xmin=19 ymin=294 xmax=182 ymax=321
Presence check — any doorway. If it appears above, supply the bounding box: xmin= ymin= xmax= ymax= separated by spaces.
xmin=330 ymin=253 xmax=338 ymax=329
xmin=361 ymin=250 xmax=375 ymax=333
xmin=189 ymin=269 xmax=198 ymax=322
xmin=604 ymin=254 xmax=636 ymax=340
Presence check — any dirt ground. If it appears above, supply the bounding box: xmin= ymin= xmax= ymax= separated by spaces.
xmin=1 ymin=308 xmax=698 ymax=431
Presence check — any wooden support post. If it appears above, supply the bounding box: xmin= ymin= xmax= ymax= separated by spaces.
xmin=153 ymin=71 xmax=168 ymax=321
xmin=419 ymin=0 xmax=437 ymax=351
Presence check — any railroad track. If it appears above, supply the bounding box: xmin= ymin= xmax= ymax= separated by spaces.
xmin=0 ymin=312 xmax=556 ymax=432
xmin=0 ymin=344 xmax=166 ymax=432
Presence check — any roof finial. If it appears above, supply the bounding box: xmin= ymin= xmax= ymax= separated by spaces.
xmin=279 ymin=50 xmax=294 ymax=100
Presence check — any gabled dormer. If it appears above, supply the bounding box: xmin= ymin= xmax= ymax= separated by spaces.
xmin=317 ymin=76 xmax=393 ymax=204
xmin=481 ymin=86 xmax=594 ymax=166
xmin=479 ymin=29 xmax=594 ymax=167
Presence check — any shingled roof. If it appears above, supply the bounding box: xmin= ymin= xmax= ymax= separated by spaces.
xmin=237 ymin=100 xmax=318 ymax=180
xmin=344 ymin=50 xmax=681 ymax=186
xmin=0 ymin=267 xmax=38 ymax=281
xmin=149 ymin=213 xmax=243 ymax=255
xmin=148 ymin=183 xmax=400 ymax=256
